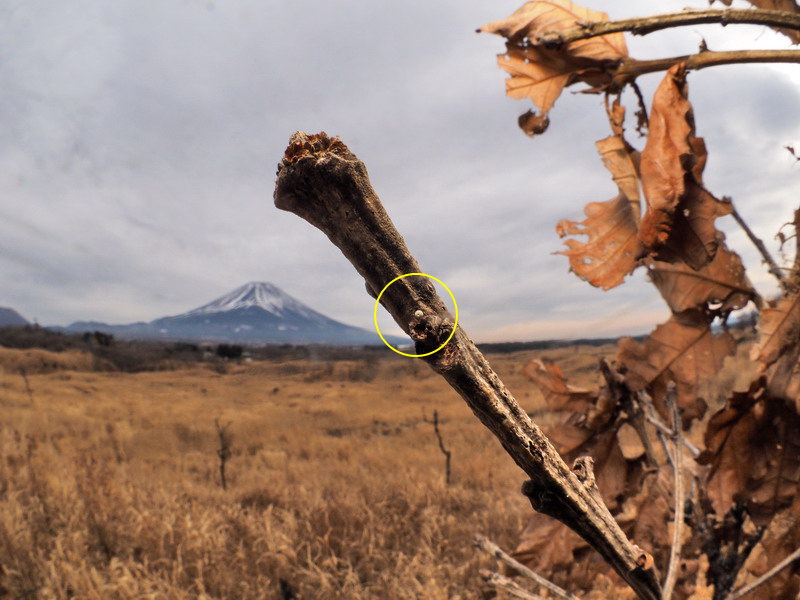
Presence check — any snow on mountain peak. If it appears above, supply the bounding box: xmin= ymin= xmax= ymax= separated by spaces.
xmin=179 ymin=282 xmax=314 ymax=317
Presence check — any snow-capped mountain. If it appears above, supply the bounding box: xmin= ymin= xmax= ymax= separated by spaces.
xmin=58 ymin=282 xmax=401 ymax=346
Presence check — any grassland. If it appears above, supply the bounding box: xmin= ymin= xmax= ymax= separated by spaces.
xmin=0 ymin=343 xmax=614 ymax=599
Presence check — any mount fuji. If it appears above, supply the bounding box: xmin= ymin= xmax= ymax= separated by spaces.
xmin=59 ymin=282 xmax=403 ymax=346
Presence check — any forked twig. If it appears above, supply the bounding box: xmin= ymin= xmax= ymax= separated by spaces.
xmin=662 ymin=393 xmax=685 ymax=600
xmin=728 ymin=546 xmax=800 ymax=600
xmin=474 ymin=535 xmax=579 ymax=600
xmin=644 ymin=410 xmax=699 ymax=458
xmin=479 ymin=569 xmax=546 ymax=600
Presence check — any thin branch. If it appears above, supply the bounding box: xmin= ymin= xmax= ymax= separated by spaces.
xmin=614 ymin=49 xmax=800 ymax=84
xmin=474 ymin=535 xmax=580 ymax=600
xmin=662 ymin=392 xmax=685 ymax=600
xmin=479 ymin=569 xmax=546 ymax=600
xmin=728 ymin=546 xmax=800 ymax=600
xmin=644 ymin=412 xmax=700 ymax=459
xmin=424 ymin=409 xmax=453 ymax=485
xmin=274 ymin=133 xmax=662 ymax=600
xmin=727 ymin=198 xmax=786 ymax=286
xmin=640 ymin=392 xmax=676 ymax=466
xmin=18 ymin=367 xmax=34 ymax=405
xmin=535 ymin=9 xmax=800 ymax=47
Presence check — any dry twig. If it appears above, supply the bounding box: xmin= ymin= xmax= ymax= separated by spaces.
xmin=474 ymin=535 xmax=579 ymax=600
xmin=727 ymin=198 xmax=786 ymax=288
xmin=662 ymin=392 xmax=685 ymax=600
xmin=534 ymin=9 xmax=800 ymax=47
xmin=423 ymin=409 xmax=452 ymax=485
xmin=479 ymin=569 xmax=546 ymax=600
xmin=728 ymin=546 xmax=800 ymax=600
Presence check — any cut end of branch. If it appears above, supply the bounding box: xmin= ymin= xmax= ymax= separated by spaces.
xmin=280 ymin=131 xmax=352 ymax=166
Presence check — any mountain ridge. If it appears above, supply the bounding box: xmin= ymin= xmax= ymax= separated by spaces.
xmin=56 ymin=282 xmax=404 ymax=346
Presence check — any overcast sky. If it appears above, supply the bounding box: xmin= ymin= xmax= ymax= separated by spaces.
xmin=1 ymin=0 xmax=798 ymax=342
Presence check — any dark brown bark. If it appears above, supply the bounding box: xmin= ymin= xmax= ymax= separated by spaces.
xmin=273 ymin=131 xmax=662 ymax=600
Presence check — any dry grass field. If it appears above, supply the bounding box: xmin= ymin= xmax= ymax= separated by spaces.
xmin=0 ymin=343 xmax=614 ymax=599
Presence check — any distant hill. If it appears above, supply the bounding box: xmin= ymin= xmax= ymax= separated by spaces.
xmin=0 ymin=307 xmax=29 ymax=327
xmin=57 ymin=281 xmax=405 ymax=346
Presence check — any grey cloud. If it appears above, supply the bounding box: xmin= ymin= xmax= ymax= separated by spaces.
xmin=1 ymin=0 xmax=796 ymax=341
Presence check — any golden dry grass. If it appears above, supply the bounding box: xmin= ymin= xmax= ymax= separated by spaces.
xmin=0 ymin=344 xmax=613 ymax=599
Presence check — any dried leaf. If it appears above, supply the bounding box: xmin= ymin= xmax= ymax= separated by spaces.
xmin=710 ymin=0 xmax=800 ymax=44
xmin=638 ymin=64 xmax=732 ymax=269
xmin=648 ymin=239 xmax=756 ymax=314
xmin=766 ymin=343 xmax=800 ymax=405
xmin=699 ymin=386 xmax=800 ymax=525
xmin=738 ymin=496 xmax=800 ymax=599
xmin=751 ymin=291 xmax=800 ymax=367
xmin=618 ymin=312 xmax=736 ymax=421
xmin=616 ymin=422 xmax=645 ymax=460
xmin=517 ymin=109 xmax=550 ymax=136
xmin=479 ymin=0 xmax=628 ymax=133
xmin=522 ymin=358 xmax=595 ymax=412
xmin=557 ymin=135 xmax=644 ymax=289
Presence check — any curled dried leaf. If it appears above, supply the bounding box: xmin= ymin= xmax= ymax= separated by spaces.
xmin=557 ymin=134 xmax=643 ymax=289
xmin=638 ymin=65 xmax=731 ymax=269
xmin=479 ymin=0 xmax=628 ymax=134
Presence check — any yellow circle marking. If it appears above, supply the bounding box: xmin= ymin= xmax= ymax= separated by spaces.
xmin=373 ymin=272 xmax=459 ymax=358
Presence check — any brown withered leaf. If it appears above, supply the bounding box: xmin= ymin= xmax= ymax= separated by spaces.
xmin=751 ymin=291 xmax=800 ymax=368
xmin=557 ymin=134 xmax=644 ymax=289
xmin=766 ymin=342 xmax=800 ymax=405
xmin=638 ymin=64 xmax=732 ymax=269
xmin=648 ymin=238 xmax=756 ymax=314
xmin=699 ymin=385 xmax=800 ymax=525
xmin=518 ymin=109 xmax=550 ymax=136
xmin=479 ymin=0 xmax=627 ymax=133
xmin=618 ymin=311 xmax=736 ymax=421
xmin=738 ymin=496 xmax=800 ymax=599
xmin=522 ymin=358 xmax=612 ymax=456
xmin=522 ymin=358 xmax=595 ymax=412
xmin=710 ymin=0 xmax=800 ymax=44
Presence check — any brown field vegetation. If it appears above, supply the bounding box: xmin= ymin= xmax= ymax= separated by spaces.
xmin=0 ymin=343 xmax=614 ymax=599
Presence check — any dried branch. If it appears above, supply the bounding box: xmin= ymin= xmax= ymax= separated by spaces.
xmin=728 ymin=546 xmax=800 ymax=600
xmin=273 ymin=132 xmax=661 ymax=600
xmin=479 ymin=569 xmax=546 ymax=600
xmin=614 ymin=49 xmax=800 ymax=85
xmin=424 ymin=409 xmax=453 ymax=485
xmin=474 ymin=535 xmax=579 ymax=600
xmin=727 ymin=198 xmax=786 ymax=287
xmin=18 ymin=367 xmax=34 ymax=405
xmin=535 ymin=9 xmax=800 ymax=48
xmin=643 ymin=411 xmax=700 ymax=459
xmin=662 ymin=393 xmax=685 ymax=600
xmin=214 ymin=418 xmax=233 ymax=491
